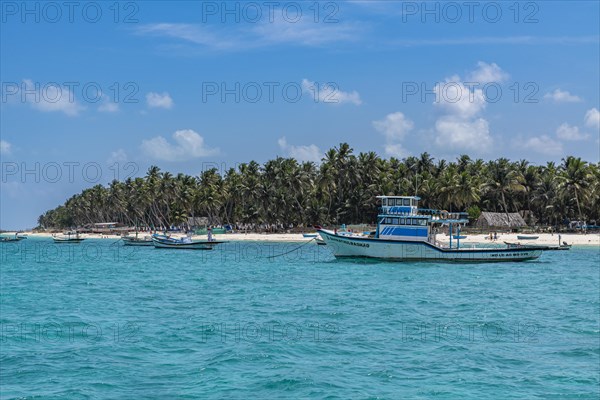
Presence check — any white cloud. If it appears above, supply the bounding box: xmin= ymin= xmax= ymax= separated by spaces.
xmin=373 ymin=112 xmax=413 ymax=141
xmin=467 ymin=61 xmax=509 ymax=84
xmin=142 ymin=129 xmax=218 ymax=161
xmin=108 ymin=149 xmax=128 ymax=164
xmin=1 ymin=140 xmax=12 ymax=155
xmin=383 ymin=143 xmax=409 ymax=158
xmin=301 ymin=79 xmax=361 ymax=105
xmin=373 ymin=112 xmax=414 ymax=157
xmin=278 ymin=137 xmax=321 ymax=163
xmin=584 ymin=108 xmax=599 ymax=129
xmin=556 ymin=123 xmax=589 ymax=141
xmin=544 ymin=89 xmax=582 ymax=103
xmin=434 ymin=77 xmax=487 ymax=119
xmin=136 ymin=18 xmax=359 ymax=51
xmin=434 ymin=116 xmax=493 ymax=153
xmin=98 ymin=97 xmax=119 ymax=113
xmin=22 ymin=79 xmax=83 ymax=116
xmin=524 ymin=135 xmax=563 ymax=156
xmin=146 ymin=92 xmax=173 ymax=109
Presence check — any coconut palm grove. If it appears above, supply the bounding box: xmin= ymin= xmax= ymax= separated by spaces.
xmin=37 ymin=144 xmax=599 ymax=231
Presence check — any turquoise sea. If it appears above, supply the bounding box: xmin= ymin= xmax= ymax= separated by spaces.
xmin=1 ymin=238 xmax=599 ymax=399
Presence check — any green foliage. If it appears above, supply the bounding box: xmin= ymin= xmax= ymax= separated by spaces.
xmin=467 ymin=205 xmax=482 ymax=221
xmin=37 ymin=146 xmax=600 ymax=230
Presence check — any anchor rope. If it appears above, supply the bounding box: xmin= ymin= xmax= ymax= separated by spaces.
xmin=267 ymin=238 xmax=316 ymax=259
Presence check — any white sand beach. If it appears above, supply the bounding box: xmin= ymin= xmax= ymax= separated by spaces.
xmin=7 ymin=231 xmax=600 ymax=247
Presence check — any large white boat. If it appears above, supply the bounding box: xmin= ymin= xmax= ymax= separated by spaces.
xmin=318 ymin=196 xmax=551 ymax=262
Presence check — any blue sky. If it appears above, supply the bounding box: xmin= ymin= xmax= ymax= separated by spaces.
xmin=1 ymin=0 xmax=599 ymax=229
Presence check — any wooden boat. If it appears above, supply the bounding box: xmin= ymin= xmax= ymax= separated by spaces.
xmin=122 ymin=235 xmax=153 ymax=246
xmin=53 ymin=231 xmax=84 ymax=243
xmin=0 ymin=236 xmax=22 ymax=243
xmin=152 ymin=234 xmax=223 ymax=250
xmin=517 ymin=235 xmax=539 ymax=240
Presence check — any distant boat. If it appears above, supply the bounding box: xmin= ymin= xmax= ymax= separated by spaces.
xmin=303 ymin=233 xmax=318 ymax=238
xmin=0 ymin=235 xmax=22 ymax=243
xmin=53 ymin=231 xmax=84 ymax=243
xmin=122 ymin=235 xmax=153 ymax=246
xmin=517 ymin=235 xmax=539 ymax=240
xmin=452 ymin=235 xmax=467 ymax=239
xmin=152 ymin=234 xmax=223 ymax=250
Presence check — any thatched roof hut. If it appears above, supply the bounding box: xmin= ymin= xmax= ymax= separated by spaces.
xmin=475 ymin=212 xmax=526 ymax=229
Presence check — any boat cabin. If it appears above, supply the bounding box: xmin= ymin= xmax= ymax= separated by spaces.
xmin=376 ymin=196 xmax=430 ymax=241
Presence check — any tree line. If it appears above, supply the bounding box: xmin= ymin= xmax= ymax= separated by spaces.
xmin=37 ymin=143 xmax=599 ymax=231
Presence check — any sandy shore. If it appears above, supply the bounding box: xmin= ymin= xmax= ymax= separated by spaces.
xmin=5 ymin=231 xmax=599 ymax=247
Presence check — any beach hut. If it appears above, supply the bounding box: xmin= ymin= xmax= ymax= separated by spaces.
xmin=475 ymin=212 xmax=527 ymax=229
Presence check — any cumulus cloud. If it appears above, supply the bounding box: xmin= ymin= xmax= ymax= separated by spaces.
xmin=584 ymin=108 xmax=599 ymax=129
xmin=146 ymin=92 xmax=174 ymax=109
xmin=22 ymin=79 xmax=84 ymax=116
xmin=467 ymin=61 xmax=510 ymax=84
xmin=108 ymin=149 xmax=128 ymax=164
xmin=1 ymin=140 xmax=12 ymax=155
xmin=430 ymin=62 xmax=506 ymax=153
xmin=278 ymin=137 xmax=322 ymax=163
xmin=544 ymin=89 xmax=582 ymax=103
xmin=142 ymin=129 xmax=218 ymax=161
xmin=524 ymin=135 xmax=563 ymax=156
xmin=373 ymin=112 xmax=414 ymax=157
xmin=434 ymin=77 xmax=487 ymax=119
xmin=301 ymin=79 xmax=362 ymax=105
xmin=556 ymin=123 xmax=589 ymax=141
xmin=434 ymin=117 xmax=493 ymax=153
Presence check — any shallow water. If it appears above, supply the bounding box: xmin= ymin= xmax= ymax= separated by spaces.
xmin=1 ymin=239 xmax=599 ymax=399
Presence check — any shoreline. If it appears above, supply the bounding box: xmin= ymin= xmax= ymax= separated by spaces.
xmin=4 ymin=231 xmax=600 ymax=247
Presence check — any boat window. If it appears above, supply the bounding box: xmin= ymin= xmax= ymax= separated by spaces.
xmin=391 ymin=218 xmax=399 ymax=225
xmin=385 ymin=218 xmax=392 ymax=224
xmin=416 ymin=218 xmax=427 ymax=226
xmin=403 ymin=198 xmax=410 ymax=206
xmin=382 ymin=198 xmax=387 ymax=206
xmin=399 ymin=218 xmax=405 ymax=225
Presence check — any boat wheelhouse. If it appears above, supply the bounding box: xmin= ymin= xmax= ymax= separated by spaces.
xmin=318 ymin=195 xmax=552 ymax=262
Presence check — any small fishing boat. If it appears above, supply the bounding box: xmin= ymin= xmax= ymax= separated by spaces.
xmin=452 ymin=235 xmax=467 ymax=240
xmin=517 ymin=235 xmax=539 ymax=240
xmin=303 ymin=233 xmax=318 ymax=238
xmin=0 ymin=235 xmax=23 ymax=243
xmin=318 ymin=195 xmax=554 ymax=262
xmin=152 ymin=234 xmax=223 ymax=250
xmin=122 ymin=234 xmax=153 ymax=246
xmin=53 ymin=231 xmax=85 ymax=243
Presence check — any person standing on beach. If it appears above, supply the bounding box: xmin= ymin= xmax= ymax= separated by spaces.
xmin=207 ymin=228 xmax=213 ymax=242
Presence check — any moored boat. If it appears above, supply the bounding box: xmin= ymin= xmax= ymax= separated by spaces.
xmin=318 ymin=195 xmax=552 ymax=262
xmin=53 ymin=231 xmax=85 ymax=243
xmin=303 ymin=233 xmax=318 ymax=238
xmin=122 ymin=235 xmax=153 ymax=246
xmin=152 ymin=234 xmax=223 ymax=250
xmin=517 ymin=235 xmax=539 ymax=240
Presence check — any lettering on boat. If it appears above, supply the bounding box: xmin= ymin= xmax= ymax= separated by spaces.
xmin=330 ymin=236 xmax=370 ymax=248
